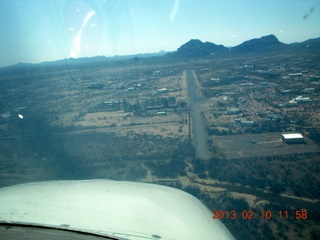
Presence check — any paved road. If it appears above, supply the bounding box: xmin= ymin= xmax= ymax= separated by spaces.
xmin=186 ymin=70 xmax=210 ymax=160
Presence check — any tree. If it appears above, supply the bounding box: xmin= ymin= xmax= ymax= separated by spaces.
xmin=162 ymin=97 xmax=169 ymax=108
xmin=122 ymin=99 xmax=132 ymax=112
xmin=132 ymin=100 xmax=141 ymax=111
xmin=309 ymin=128 xmax=320 ymax=143
xmin=168 ymin=96 xmax=176 ymax=106
xmin=178 ymin=100 xmax=187 ymax=108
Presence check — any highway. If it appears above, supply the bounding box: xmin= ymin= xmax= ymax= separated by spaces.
xmin=186 ymin=70 xmax=210 ymax=160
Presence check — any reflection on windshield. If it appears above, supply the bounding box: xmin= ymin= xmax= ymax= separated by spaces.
xmin=0 ymin=1 xmax=319 ymax=239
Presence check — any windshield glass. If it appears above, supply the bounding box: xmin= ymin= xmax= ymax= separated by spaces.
xmin=0 ymin=0 xmax=319 ymax=239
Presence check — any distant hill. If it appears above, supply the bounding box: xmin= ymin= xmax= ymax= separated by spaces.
xmin=175 ymin=39 xmax=228 ymax=57
xmin=289 ymin=37 xmax=320 ymax=50
xmin=0 ymin=51 xmax=170 ymax=70
xmin=231 ymin=34 xmax=287 ymax=53
xmin=47 ymin=51 xmax=170 ymax=66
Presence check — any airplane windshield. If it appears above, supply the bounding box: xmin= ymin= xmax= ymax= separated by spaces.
xmin=0 ymin=0 xmax=319 ymax=239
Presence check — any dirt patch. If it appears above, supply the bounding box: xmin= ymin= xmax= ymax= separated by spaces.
xmin=213 ymin=132 xmax=320 ymax=159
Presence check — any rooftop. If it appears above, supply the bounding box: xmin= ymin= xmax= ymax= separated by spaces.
xmin=282 ymin=133 xmax=304 ymax=139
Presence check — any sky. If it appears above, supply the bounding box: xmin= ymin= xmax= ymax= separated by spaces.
xmin=0 ymin=0 xmax=319 ymax=67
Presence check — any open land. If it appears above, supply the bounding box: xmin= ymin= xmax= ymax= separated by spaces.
xmin=214 ymin=133 xmax=319 ymax=159
xmin=0 ymin=50 xmax=320 ymax=239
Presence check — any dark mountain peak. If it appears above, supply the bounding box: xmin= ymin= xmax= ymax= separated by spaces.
xmin=184 ymin=39 xmax=203 ymax=45
xmin=243 ymin=34 xmax=280 ymax=45
xmin=176 ymin=39 xmax=228 ymax=57
xmin=259 ymin=34 xmax=279 ymax=43
xmin=232 ymin=34 xmax=285 ymax=53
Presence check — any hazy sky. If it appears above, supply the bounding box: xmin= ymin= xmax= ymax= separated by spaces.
xmin=0 ymin=0 xmax=319 ymax=67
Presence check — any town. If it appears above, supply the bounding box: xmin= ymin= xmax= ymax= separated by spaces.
xmin=0 ymin=37 xmax=319 ymax=239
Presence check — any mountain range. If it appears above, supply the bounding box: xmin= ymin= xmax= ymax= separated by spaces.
xmin=169 ymin=34 xmax=320 ymax=58
xmin=2 ymin=34 xmax=320 ymax=70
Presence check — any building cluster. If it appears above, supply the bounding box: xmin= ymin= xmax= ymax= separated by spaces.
xmin=195 ymin=55 xmax=320 ymax=144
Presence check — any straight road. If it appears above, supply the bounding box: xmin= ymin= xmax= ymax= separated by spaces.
xmin=185 ymin=70 xmax=210 ymax=160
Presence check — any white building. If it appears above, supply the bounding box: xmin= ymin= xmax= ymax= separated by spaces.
xmin=281 ymin=133 xmax=305 ymax=144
